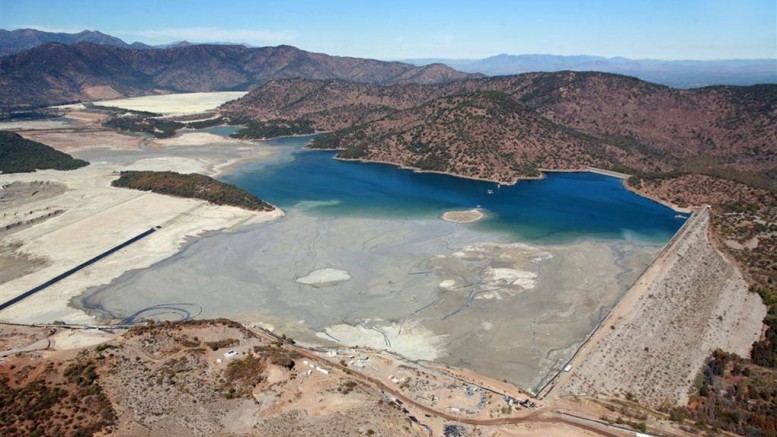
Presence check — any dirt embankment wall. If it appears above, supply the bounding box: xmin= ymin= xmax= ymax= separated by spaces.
xmin=556 ymin=208 xmax=766 ymax=407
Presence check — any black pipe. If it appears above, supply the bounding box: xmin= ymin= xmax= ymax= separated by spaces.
xmin=0 ymin=227 xmax=158 ymax=312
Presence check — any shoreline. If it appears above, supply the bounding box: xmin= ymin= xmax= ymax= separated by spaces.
xmin=622 ymin=180 xmax=694 ymax=214
xmin=314 ymin=149 xmax=690 ymax=214
xmin=0 ymin=164 xmax=284 ymax=325
xmin=331 ymin=154 xmax=539 ymax=184
xmin=232 ymin=131 xmax=326 ymax=141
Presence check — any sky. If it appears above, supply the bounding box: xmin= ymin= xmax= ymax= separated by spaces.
xmin=2 ymin=0 xmax=776 ymax=60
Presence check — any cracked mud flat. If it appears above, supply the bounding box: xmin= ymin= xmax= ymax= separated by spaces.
xmin=74 ymin=209 xmax=660 ymax=391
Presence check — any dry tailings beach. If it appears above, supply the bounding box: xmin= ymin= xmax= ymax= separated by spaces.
xmin=73 ymin=209 xmax=661 ymax=392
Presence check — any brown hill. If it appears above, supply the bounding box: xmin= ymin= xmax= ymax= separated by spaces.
xmin=504 ymin=73 xmax=777 ymax=175
xmin=221 ymin=72 xmax=777 ymax=186
xmin=310 ymin=91 xmax=667 ymax=182
xmin=220 ymin=78 xmax=461 ymax=130
xmin=0 ymin=43 xmax=479 ymax=109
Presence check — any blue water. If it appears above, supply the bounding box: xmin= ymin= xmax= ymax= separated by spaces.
xmin=222 ymin=136 xmax=684 ymax=243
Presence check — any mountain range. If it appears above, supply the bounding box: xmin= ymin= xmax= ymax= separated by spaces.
xmin=3 ymin=29 xmax=775 ymax=92
xmin=0 ymin=28 xmax=156 ymax=56
xmin=221 ymin=73 xmax=777 ymax=186
xmin=0 ymin=28 xmax=260 ymax=56
xmin=405 ymin=54 xmax=777 ymax=88
xmin=2 ymin=27 xmax=775 ymax=184
xmin=0 ymin=42 xmax=478 ymax=109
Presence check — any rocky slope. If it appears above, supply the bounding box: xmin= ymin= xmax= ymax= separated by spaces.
xmin=222 ymin=72 xmax=777 ymax=185
xmin=0 ymin=43 xmax=479 ymax=109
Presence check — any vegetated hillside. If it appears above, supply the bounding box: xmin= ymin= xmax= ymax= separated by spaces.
xmin=103 ymin=116 xmax=184 ymax=139
xmin=312 ymin=91 xmax=667 ymax=182
xmin=661 ymin=349 xmax=777 ymax=436
xmin=0 ymin=354 xmax=117 ymax=436
xmin=229 ymin=119 xmax=315 ymax=139
xmin=0 ymin=131 xmax=88 ymax=173
xmin=0 ymin=28 xmax=151 ymax=56
xmin=0 ymin=42 xmax=479 ymax=109
xmin=507 ymin=73 xmax=777 ymax=180
xmin=223 ymin=72 xmax=777 ymax=187
xmin=111 ymin=171 xmax=273 ymax=211
xmin=220 ymin=78 xmax=469 ymax=130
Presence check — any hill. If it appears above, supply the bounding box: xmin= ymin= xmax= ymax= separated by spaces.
xmin=0 ymin=131 xmax=88 ymax=173
xmin=111 ymin=171 xmax=274 ymax=211
xmin=406 ymin=54 xmax=777 ymax=88
xmin=505 ymin=73 xmax=777 ymax=181
xmin=220 ymin=78 xmax=464 ymax=130
xmin=221 ymin=72 xmax=777 ymax=186
xmin=0 ymin=42 xmax=480 ymax=109
xmin=311 ymin=90 xmax=667 ymax=182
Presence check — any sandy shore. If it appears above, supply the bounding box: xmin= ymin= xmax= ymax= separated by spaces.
xmin=0 ymin=163 xmax=282 ymax=324
xmin=21 ymin=129 xmax=145 ymax=152
xmin=0 ymin=113 xmax=284 ymax=324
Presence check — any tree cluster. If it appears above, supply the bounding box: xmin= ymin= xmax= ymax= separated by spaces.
xmin=0 ymin=131 xmax=88 ymax=173
xmin=111 ymin=170 xmax=273 ymax=211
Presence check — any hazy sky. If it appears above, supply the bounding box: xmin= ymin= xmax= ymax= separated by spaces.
xmin=3 ymin=0 xmax=776 ymax=60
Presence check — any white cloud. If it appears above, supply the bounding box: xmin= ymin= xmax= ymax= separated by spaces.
xmin=115 ymin=27 xmax=298 ymax=45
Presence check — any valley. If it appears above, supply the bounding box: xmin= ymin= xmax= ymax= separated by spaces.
xmin=0 ymin=17 xmax=774 ymax=433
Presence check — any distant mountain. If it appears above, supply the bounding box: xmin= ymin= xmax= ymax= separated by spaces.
xmin=222 ymin=72 xmax=777 ymax=185
xmin=0 ymin=28 xmax=155 ymax=56
xmin=155 ymin=40 xmax=195 ymax=49
xmin=0 ymin=29 xmax=255 ymax=55
xmin=0 ymin=42 xmax=480 ymax=109
xmin=405 ymin=54 xmax=777 ymax=88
